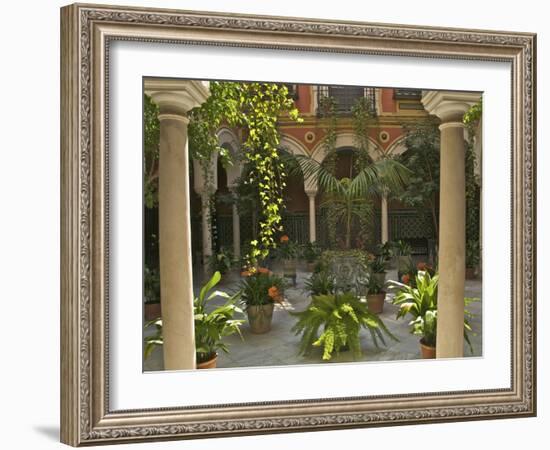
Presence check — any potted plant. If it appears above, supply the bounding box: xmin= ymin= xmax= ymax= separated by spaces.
xmin=144 ymin=271 xmax=244 ymax=369
xmin=389 ymin=270 xmax=475 ymax=358
xmin=302 ymin=241 xmax=322 ymax=272
xmin=366 ymin=274 xmax=385 ymax=314
xmin=304 ymin=268 xmax=335 ymax=297
xmin=277 ymin=235 xmax=299 ymax=285
xmin=377 ymin=241 xmax=395 ymax=268
xmin=240 ymin=268 xmax=285 ymax=333
xmin=208 ymin=247 xmax=234 ymax=275
xmin=368 ymin=255 xmax=387 ymax=286
xmin=291 ymin=292 xmax=397 ymax=360
xmin=144 ymin=265 xmax=161 ymax=320
xmin=194 ymin=271 xmax=245 ymax=368
xmin=393 ymin=239 xmax=412 ymax=279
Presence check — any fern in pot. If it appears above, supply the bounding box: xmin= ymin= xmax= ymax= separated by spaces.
xmin=291 ymin=292 xmax=397 ymax=361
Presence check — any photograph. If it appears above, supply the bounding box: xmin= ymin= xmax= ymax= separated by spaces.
xmin=142 ymin=80 xmax=483 ymax=371
xmin=57 ymin=2 xmax=536 ymax=445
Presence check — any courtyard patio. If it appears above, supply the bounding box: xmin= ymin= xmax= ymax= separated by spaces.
xmin=142 ymin=79 xmax=483 ymax=371
xmin=144 ymin=265 xmax=482 ymax=371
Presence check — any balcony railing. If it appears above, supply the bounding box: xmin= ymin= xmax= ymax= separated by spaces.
xmin=315 ymin=85 xmax=376 ymax=116
xmin=394 ymin=88 xmax=422 ymax=100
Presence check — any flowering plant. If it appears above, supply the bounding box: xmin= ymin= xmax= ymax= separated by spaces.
xmin=399 ymin=261 xmax=435 ymax=287
xmin=276 ymin=234 xmax=299 ymax=260
xmin=240 ymin=269 xmax=285 ymax=307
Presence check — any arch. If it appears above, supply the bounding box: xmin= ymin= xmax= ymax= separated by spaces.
xmin=216 ymin=127 xmax=240 ymax=155
xmin=279 ymin=134 xmax=318 ymax=193
xmin=385 ymin=135 xmax=408 ymax=157
xmin=310 ymin=132 xmax=385 ymax=163
xmin=216 ymin=127 xmax=242 ymax=188
xmin=279 ymin=134 xmax=310 ymax=158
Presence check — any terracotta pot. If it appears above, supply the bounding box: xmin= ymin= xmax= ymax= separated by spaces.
xmin=144 ymin=302 xmax=161 ymax=321
xmin=367 ymin=293 xmax=385 ymax=314
xmin=197 ymin=353 xmax=217 ymax=369
xmin=247 ymin=303 xmax=274 ymax=334
xmin=420 ymin=339 xmax=436 ymax=359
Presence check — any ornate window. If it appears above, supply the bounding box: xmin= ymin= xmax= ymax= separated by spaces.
xmin=315 ymin=85 xmax=376 ymax=115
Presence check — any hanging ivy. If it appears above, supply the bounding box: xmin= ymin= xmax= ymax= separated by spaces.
xmin=463 ymin=100 xmax=482 ymax=268
xmin=143 ymin=94 xmax=160 ymax=209
xmin=188 ymin=82 xmax=302 ymax=268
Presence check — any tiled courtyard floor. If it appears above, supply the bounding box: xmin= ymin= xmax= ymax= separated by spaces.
xmin=144 ymin=266 xmax=482 ymax=371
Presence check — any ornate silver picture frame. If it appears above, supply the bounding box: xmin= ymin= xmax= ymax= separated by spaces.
xmin=60 ymin=3 xmax=536 ymax=446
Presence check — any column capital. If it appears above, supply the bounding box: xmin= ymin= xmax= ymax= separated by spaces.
xmin=145 ymin=78 xmax=210 ymax=116
xmin=193 ymin=158 xmax=218 ymax=195
xmin=305 ymin=189 xmax=318 ymax=198
xmin=421 ymin=91 xmax=481 ymax=123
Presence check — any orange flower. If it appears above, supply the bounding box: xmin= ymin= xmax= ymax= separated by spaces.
xmin=416 ymin=262 xmax=427 ymax=271
xmin=258 ymin=267 xmax=270 ymax=274
xmin=280 ymin=235 xmax=289 ymax=243
xmin=401 ymin=274 xmax=410 ymax=284
xmin=268 ymin=286 xmax=280 ymax=299
xmin=240 ymin=270 xmax=251 ymax=277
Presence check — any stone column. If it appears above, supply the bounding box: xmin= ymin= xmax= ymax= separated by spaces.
xmin=381 ymin=193 xmax=389 ymax=243
xmin=146 ymin=79 xmax=210 ymax=370
xmin=200 ymin=191 xmax=213 ymax=270
xmin=230 ymin=188 xmax=241 ymax=259
xmin=193 ymin=158 xmax=218 ymax=274
xmin=422 ymin=91 xmax=480 ymax=359
xmin=306 ymin=190 xmax=317 ymax=243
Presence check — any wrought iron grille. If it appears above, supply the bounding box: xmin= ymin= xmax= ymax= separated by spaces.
xmin=394 ymin=88 xmax=422 ymax=100
xmin=316 ymin=85 xmax=376 ymax=115
xmin=203 ymin=209 xmax=436 ymax=257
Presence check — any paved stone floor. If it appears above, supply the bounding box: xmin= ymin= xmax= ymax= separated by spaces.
xmin=144 ymin=266 xmax=482 ymax=371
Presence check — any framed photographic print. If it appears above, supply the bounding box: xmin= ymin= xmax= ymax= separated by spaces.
xmin=60 ymin=3 xmax=536 ymax=446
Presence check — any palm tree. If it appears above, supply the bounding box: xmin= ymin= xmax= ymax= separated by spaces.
xmin=286 ymin=149 xmax=411 ymax=249
xmin=319 ymin=177 xmax=374 ymax=249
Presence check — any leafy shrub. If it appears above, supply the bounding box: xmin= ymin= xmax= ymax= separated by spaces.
xmin=144 ymin=271 xmax=244 ymax=363
xmin=389 ymin=270 xmax=475 ymax=352
xmin=304 ymin=269 xmax=335 ymax=296
xmin=291 ymin=292 xmax=397 ymax=360
xmin=208 ymin=247 xmax=234 ymax=274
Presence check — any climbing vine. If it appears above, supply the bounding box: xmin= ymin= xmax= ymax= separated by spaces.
xmin=143 ymin=94 xmax=160 ymax=209
xmin=396 ymin=120 xmax=441 ymax=239
xmin=351 ymin=96 xmax=376 ymax=171
xmin=188 ymin=82 xmax=302 ymax=268
xmin=463 ymin=99 xmax=482 ymax=268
